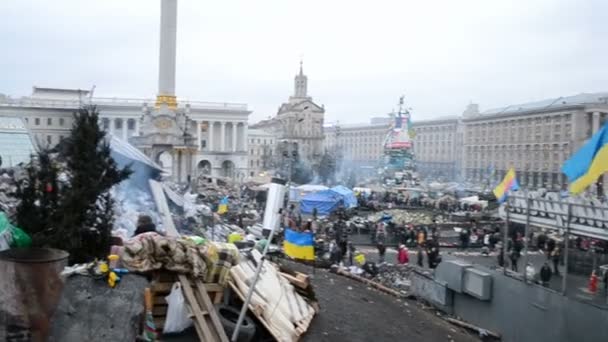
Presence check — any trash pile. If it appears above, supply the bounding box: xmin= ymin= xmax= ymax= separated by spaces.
xmin=370 ymin=264 xmax=413 ymax=292
xmin=366 ymin=209 xmax=449 ymax=225
xmin=0 ymin=168 xmax=24 ymax=219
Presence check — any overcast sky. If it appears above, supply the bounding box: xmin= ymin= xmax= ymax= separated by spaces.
xmin=1 ymin=0 xmax=606 ymax=124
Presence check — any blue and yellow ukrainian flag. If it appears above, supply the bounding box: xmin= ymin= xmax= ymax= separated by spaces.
xmin=562 ymin=123 xmax=608 ymax=195
xmin=217 ymin=196 xmax=229 ymax=214
xmin=283 ymin=228 xmax=314 ymax=260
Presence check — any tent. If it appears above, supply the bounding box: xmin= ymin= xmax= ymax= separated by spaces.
xmin=329 ymin=185 xmax=358 ymax=209
xmin=299 ymin=190 xmax=341 ymax=215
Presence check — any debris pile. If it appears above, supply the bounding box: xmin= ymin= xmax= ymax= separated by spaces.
xmin=0 ymin=168 xmax=24 ymax=219
xmin=366 ymin=209 xmax=448 ymax=225
xmin=370 ymin=264 xmax=413 ymax=292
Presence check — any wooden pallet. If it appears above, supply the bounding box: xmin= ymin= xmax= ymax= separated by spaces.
xmin=178 ymin=274 xmax=229 ymax=342
xmin=150 ymin=271 xmax=225 ymax=332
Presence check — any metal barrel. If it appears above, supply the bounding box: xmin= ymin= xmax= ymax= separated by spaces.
xmin=0 ymin=248 xmax=69 ymax=342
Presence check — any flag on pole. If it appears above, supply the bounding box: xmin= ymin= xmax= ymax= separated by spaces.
xmin=217 ymin=196 xmax=229 ymax=214
xmin=283 ymin=228 xmax=314 ymax=260
xmin=493 ymin=168 xmax=520 ymax=203
xmin=562 ymin=123 xmax=608 ymax=195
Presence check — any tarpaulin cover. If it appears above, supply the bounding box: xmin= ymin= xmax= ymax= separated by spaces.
xmin=299 ymin=190 xmax=341 ymax=215
xmin=329 ymin=185 xmax=358 ymax=209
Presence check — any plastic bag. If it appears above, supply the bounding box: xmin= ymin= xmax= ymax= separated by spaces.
xmin=10 ymin=226 xmax=32 ymax=248
xmin=163 ymin=282 xmax=193 ymax=334
xmin=0 ymin=213 xmax=12 ymax=251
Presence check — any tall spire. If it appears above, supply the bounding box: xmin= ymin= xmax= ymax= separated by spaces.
xmin=294 ymin=60 xmax=308 ymax=98
xmin=156 ymin=0 xmax=178 ymax=109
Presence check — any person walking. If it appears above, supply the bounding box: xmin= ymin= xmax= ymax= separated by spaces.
xmin=510 ymin=245 xmax=521 ymax=272
xmin=398 ymin=245 xmax=409 ymax=265
xmin=417 ymin=246 xmax=424 ymax=267
xmin=377 ymin=241 xmax=386 ymax=264
xmin=551 ymin=246 xmax=561 ymax=276
xmin=460 ymin=227 xmax=470 ymax=251
xmin=540 ymin=262 xmax=552 ymax=287
xmin=347 ymin=241 xmax=356 ymax=266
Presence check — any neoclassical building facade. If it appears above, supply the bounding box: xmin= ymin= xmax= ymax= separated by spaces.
xmin=462 ymin=93 xmax=608 ymax=190
xmin=412 ymin=117 xmax=462 ymax=180
xmin=0 ymin=86 xmax=250 ymax=179
xmin=251 ymin=63 xmax=325 ymax=169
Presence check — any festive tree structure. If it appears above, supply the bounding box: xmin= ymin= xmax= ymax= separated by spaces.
xmin=16 ymin=106 xmax=131 ymax=263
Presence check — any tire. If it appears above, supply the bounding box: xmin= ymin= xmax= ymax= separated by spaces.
xmin=216 ymin=304 xmax=256 ymax=342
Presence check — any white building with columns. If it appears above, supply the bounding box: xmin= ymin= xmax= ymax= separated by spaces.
xmin=0 ymin=0 xmax=252 ymax=182
xmin=0 ymin=86 xmax=251 ymax=179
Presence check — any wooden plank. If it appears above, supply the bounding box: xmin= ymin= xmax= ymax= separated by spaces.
xmin=151 ymin=282 xmax=173 ymax=294
xmin=152 ymin=281 xmax=223 ymax=294
xmin=152 ymin=305 xmax=168 ymax=316
xmin=191 ymin=284 xmax=222 ymax=342
xmin=295 ymin=272 xmax=309 ymax=283
xmin=194 ymin=280 xmax=229 ymax=342
xmin=445 ymin=317 xmax=501 ymax=339
xmin=280 ymin=272 xmax=309 ymax=289
xmin=213 ymin=291 xmax=224 ymax=304
xmin=203 ymin=283 xmax=224 ymax=292
xmin=228 ymin=281 xmax=284 ymax=341
xmin=153 ymin=296 xmax=168 ymax=305
xmin=178 ymin=274 xmax=216 ymax=342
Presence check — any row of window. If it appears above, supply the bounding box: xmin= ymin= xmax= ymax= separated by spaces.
xmin=249 ymin=138 xmax=274 ymax=145
xmin=39 ymin=134 xmax=65 ymax=146
xmin=102 ymin=118 xmax=137 ymax=130
xmin=26 ymin=117 xmax=67 ymax=127
xmin=249 ymin=148 xmax=273 ymax=156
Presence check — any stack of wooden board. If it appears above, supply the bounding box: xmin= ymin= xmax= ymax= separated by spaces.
xmin=149 ymin=271 xmax=225 ymax=333
xmin=228 ymin=250 xmax=317 ymax=342
xmin=177 ymin=274 xmax=229 ymax=342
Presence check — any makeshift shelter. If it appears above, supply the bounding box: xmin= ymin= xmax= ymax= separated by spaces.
xmin=299 ymin=190 xmax=341 ymax=215
xmin=109 ymin=135 xmax=162 ymax=190
xmin=291 ymin=184 xmax=329 ymax=203
xmin=329 ymin=185 xmax=358 ymax=209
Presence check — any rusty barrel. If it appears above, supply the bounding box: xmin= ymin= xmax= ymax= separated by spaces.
xmin=0 ymin=248 xmax=69 ymax=342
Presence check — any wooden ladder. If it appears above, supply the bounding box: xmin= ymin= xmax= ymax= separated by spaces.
xmin=178 ymin=274 xmax=229 ymax=342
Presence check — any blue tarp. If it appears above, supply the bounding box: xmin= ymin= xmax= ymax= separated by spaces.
xmin=329 ymin=185 xmax=358 ymax=209
xmin=299 ymin=190 xmax=341 ymax=215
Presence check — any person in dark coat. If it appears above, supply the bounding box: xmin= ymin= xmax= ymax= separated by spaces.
xmin=377 ymin=242 xmax=386 ymax=263
xmin=417 ymin=246 xmax=424 ymax=267
xmin=133 ymin=215 xmax=157 ymax=237
xmin=551 ymin=246 xmax=561 ymax=276
xmin=547 ymin=238 xmax=556 ymax=255
xmin=540 ymin=262 xmax=552 ymax=287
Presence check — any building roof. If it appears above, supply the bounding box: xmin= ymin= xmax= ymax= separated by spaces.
xmin=323 ymin=122 xmax=389 ymax=131
xmin=480 ymin=92 xmax=608 ymax=117
xmin=412 ymin=116 xmax=460 ymax=126
xmin=248 ymin=128 xmax=276 ymax=137
xmin=0 ymin=87 xmax=249 ymax=113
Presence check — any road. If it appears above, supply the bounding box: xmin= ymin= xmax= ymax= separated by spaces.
xmin=356 ymin=245 xmax=608 ymax=308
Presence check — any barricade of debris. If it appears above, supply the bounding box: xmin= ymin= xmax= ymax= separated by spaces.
xmin=366 ymin=209 xmax=449 ymax=225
